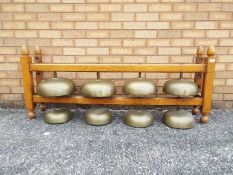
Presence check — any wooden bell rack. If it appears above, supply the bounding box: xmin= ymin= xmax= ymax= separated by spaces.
xmin=20 ymin=45 xmax=215 ymax=124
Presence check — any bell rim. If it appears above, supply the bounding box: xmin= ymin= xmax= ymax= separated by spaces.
xmin=124 ymin=110 xmax=154 ymax=128
xmin=44 ymin=108 xmax=72 ymax=124
xmin=84 ymin=108 xmax=113 ymax=126
xmin=162 ymin=110 xmax=195 ymax=129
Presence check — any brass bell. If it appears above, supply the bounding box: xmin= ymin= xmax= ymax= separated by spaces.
xmin=163 ymin=79 xmax=198 ymax=97
xmin=123 ymin=78 xmax=157 ymax=97
xmin=124 ymin=110 xmax=154 ymax=128
xmin=37 ymin=78 xmax=76 ymax=97
xmin=44 ymin=108 xmax=72 ymax=124
xmin=163 ymin=110 xmax=195 ymax=129
xmin=80 ymin=80 xmax=116 ymax=97
xmin=84 ymin=108 xmax=112 ymax=126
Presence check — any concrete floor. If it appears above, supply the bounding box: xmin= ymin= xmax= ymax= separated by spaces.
xmin=0 ymin=108 xmax=233 ymax=175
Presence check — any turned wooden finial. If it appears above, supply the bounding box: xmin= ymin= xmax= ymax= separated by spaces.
xmin=196 ymin=46 xmax=204 ymax=55
xmin=35 ymin=45 xmax=41 ymax=55
xmin=21 ymin=45 xmax=29 ymax=56
xmin=207 ymin=45 xmax=215 ymax=56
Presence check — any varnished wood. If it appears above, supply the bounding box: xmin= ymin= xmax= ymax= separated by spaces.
xmin=194 ymin=46 xmax=205 ymax=88
xmin=201 ymin=45 xmax=216 ymax=124
xmin=200 ymin=115 xmax=209 ymax=124
xmin=34 ymin=46 xmax=46 ymax=111
xmin=40 ymin=103 xmax=46 ymax=111
xmin=30 ymin=64 xmax=206 ymax=73
xmin=28 ymin=110 xmax=36 ymax=119
xmin=20 ymin=46 xmax=36 ymax=118
xmin=193 ymin=46 xmax=204 ymax=116
xmin=20 ymin=45 xmax=216 ymax=124
xmin=33 ymin=95 xmax=203 ymax=106
xmin=192 ymin=106 xmax=199 ymax=115
xmin=206 ymin=45 xmax=216 ymax=55
xmin=34 ymin=46 xmax=43 ymax=83
xmin=21 ymin=45 xmax=29 ymax=56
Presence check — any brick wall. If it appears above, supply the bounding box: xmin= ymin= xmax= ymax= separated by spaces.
xmin=0 ymin=1 xmax=233 ymax=108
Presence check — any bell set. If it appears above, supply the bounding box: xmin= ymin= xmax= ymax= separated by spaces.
xmin=38 ymin=76 xmax=198 ymax=129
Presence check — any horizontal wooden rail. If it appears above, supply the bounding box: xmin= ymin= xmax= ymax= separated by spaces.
xmin=33 ymin=95 xmax=203 ymax=106
xmin=30 ymin=64 xmax=206 ymax=73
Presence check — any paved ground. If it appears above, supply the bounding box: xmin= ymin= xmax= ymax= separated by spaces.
xmin=0 ymin=108 xmax=233 ymax=175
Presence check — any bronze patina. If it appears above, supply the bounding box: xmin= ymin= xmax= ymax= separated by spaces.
xmin=124 ymin=110 xmax=154 ymax=128
xmin=84 ymin=108 xmax=112 ymax=126
xmin=123 ymin=78 xmax=157 ymax=97
xmin=44 ymin=108 xmax=72 ymax=124
xmin=163 ymin=79 xmax=198 ymax=97
xmin=37 ymin=78 xmax=76 ymax=97
xmin=163 ymin=110 xmax=195 ymax=129
xmin=80 ymin=80 xmax=116 ymax=97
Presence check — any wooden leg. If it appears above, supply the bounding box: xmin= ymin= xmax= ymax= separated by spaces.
xmin=28 ymin=109 xmax=36 ymax=119
xmin=200 ymin=113 xmax=209 ymax=124
xmin=192 ymin=106 xmax=199 ymax=115
xmin=199 ymin=46 xmax=215 ymax=125
xmin=40 ymin=103 xmax=46 ymax=111
xmin=21 ymin=47 xmax=37 ymax=119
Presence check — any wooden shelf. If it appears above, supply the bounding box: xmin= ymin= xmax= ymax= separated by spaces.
xmin=20 ymin=45 xmax=216 ymax=123
xmin=30 ymin=63 xmax=206 ymax=73
xmin=33 ymin=95 xmax=203 ymax=106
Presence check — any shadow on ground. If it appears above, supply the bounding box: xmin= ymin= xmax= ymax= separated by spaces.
xmin=0 ymin=108 xmax=233 ymax=175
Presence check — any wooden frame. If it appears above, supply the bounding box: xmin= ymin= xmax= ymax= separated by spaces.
xmin=20 ymin=45 xmax=216 ymax=124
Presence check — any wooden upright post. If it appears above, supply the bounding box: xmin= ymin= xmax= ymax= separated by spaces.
xmin=194 ymin=46 xmax=205 ymax=88
xmin=34 ymin=46 xmax=46 ymax=111
xmin=34 ymin=46 xmax=43 ymax=83
xmin=192 ymin=46 xmax=204 ymax=115
xmin=20 ymin=46 xmax=36 ymax=119
xmin=200 ymin=45 xmax=216 ymax=124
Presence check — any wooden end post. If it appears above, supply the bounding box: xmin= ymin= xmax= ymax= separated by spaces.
xmin=200 ymin=45 xmax=216 ymax=124
xmin=34 ymin=46 xmax=46 ymax=111
xmin=34 ymin=45 xmax=43 ymax=83
xmin=194 ymin=46 xmax=205 ymax=88
xmin=20 ymin=46 xmax=36 ymax=119
xmin=192 ymin=46 xmax=205 ymax=115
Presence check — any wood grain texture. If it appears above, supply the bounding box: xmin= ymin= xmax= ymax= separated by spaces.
xmin=201 ymin=63 xmax=215 ymax=113
xmin=33 ymin=95 xmax=203 ymax=106
xmin=30 ymin=64 xmax=206 ymax=73
xmin=194 ymin=46 xmax=205 ymax=88
xmin=20 ymin=47 xmax=35 ymax=118
xmin=201 ymin=46 xmax=216 ymax=123
xmin=20 ymin=45 xmax=216 ymax=124
xmin=34 ymin=46 xmax=46 ymax=111
xmin=34 ymin=46 xmax=43 ymax=84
